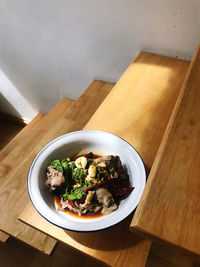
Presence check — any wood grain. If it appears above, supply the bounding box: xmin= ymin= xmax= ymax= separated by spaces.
xmin=84 ymin=52 xmax=190 ymax=170
xmin=0 ymin=112 xmax=51 ymax=250
xmin=19 ymin=53 xmax=189 ymax=266
xmin=0 ymin=81 xmax=113 ymax=254
xmin=130 ymin=45 xmax=200 ymax=258
xmin=0 ymin=101 xmax=73 ymax=254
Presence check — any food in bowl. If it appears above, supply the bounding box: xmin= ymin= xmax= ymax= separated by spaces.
xmin=45 ymin=152 xmax=134 ymax=217
xmin=28 ymin=130 xmax=146 ymax=231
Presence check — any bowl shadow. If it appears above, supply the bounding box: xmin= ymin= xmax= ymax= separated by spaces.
xmin=63 ymin=211 xmax=143 ymax=251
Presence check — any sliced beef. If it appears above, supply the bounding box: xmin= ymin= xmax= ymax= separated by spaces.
xmin=45 ymin=165 xmax=65 ymax=191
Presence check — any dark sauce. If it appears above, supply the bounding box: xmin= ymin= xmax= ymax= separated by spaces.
xmin=54 ymin=195 xmax=104 ymax=219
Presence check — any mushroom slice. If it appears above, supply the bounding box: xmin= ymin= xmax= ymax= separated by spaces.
xmin=95 ymin=187 xmax=117 ymax=214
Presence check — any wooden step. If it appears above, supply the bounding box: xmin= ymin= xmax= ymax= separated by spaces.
xmin=130 ymin=45 xmax=200 ymax=259
xmin=0 ymin=81 xmax=114 ymax=254
xmin=82 ymin=52 xmax=189 ymax=266
xmin=19 ymin=54 xmax=189 ymax=267
xmin=0 ymin=99 xmax=72 ymax=252
xmin=0 ymin=113 xmax=45 ymax=244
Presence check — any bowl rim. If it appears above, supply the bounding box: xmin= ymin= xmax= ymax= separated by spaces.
xmin=27 ymin=130 xmax=147 ymax=232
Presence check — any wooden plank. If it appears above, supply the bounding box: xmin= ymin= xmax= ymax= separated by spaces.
xmin=0 ymin=100 xmax=73 ymax=254
xmin=0 ymin=113 xmax=45 ymax=247
xmin=84 ymin=53 xmax=189 ymax=170
xmin=130 ymin=45 xmax=200 ymax=258
xmin=0 ymin=81 xmax=113 ymax=255
xmin=19 ymin=54 xmax=189 ymax=266
xmin=0 ymin=232 xmax=9 ymax=243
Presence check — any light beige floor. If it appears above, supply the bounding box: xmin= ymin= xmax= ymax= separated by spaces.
xmin=0 ymin=115 xmax=199 ymax=267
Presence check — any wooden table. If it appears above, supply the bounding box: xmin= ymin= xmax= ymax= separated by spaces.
xmin=19 ymin=52 xmax=189 ymax=266
xmin=130 ymin=44 xmax=200 ymax=260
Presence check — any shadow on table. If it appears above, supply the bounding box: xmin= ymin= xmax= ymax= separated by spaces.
xmin=64 ymin=212 xmax=144 ymax=251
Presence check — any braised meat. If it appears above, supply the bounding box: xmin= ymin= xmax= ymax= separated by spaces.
xmin=45 ymin=165 xmax=65 ymax=191
xmin=45 ymin=153 xmax=134 ymax=217
xmin=95 ymin=187 xmax=117 ymax=214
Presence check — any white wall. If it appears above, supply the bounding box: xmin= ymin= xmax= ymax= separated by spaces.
xmin=0 ymin=0 xmax=200 ymax=121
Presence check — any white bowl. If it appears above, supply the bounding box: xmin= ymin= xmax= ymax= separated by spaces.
xmin=28 ymin=130 xmax=146 ymax=232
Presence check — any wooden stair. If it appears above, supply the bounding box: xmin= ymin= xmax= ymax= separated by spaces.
xmin=0 ymin=113 xmax=45 ymax=243
xmin=0 ymin=80 xmax=113 ymax=254
xmin=0 ymin=49 xmax=193 ymax=266
xmin=17 ymin=53 xmax=189 ymax=267
xmin=0 ymin=101 xmax=73 ymax=251
xmin=130 ymin=44 xmax=200 ymax=260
